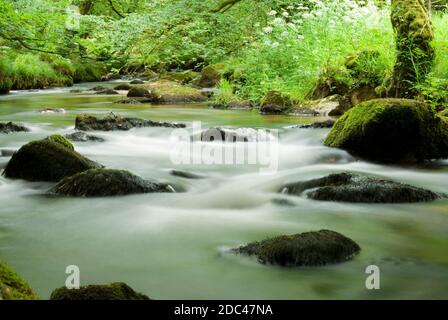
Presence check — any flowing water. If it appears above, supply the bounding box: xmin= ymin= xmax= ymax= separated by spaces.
xmin=0 ymin=83 xmax=447 ymax=299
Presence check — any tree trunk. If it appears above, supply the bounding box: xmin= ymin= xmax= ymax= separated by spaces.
xmin=388 ymin=0 xmax=434 ymax=98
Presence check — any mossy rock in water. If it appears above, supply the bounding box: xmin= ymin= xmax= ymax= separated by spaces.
xmin=3 ymin=139 xmax=102 ymax=182
xmin=45 ymin=134 xmax=74 ymax=150
xmin=260 ymin=91 xmax=294 ymax=114
xmin=75 ymin=113 xmax=185 ymax=131
xmin=50 ymin=282 xmax=150 ymax=300
xmin=0 ymin=122 xmax=29 ymax=134
xmin=143 ymin=80 xmax=206 ymax=104
xmin=0 ymin=261 xmax=39 ymax=300
xmin=127 ymin=87 xmax=152 ymax=98
xmin=51 ymin=168 xmax=175 ymax=197
xmin=233 ymin=230 xmax=360 ymax=267
xmin=114 ymin=84 xmax=132 ymax=91
xmin=281 ymin=172 xmax=442 ymax=203
xmin=193 ymin=64 xmax=226 ymax=88
xmin=324 ymin=99 xmax=448 ymax=162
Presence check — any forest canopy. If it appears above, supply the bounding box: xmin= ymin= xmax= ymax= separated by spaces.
xmin=1 ymin=0 xmax=448 ymax=105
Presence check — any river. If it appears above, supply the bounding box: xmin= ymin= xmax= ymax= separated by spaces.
xmin=0 ymin=82 xmax=447 ymax=299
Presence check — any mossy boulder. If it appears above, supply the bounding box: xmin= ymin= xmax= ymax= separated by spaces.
xmin=75 ymin=113 xmax=186 ymax=131
xmin=95 ymin=89 xmax=119 ymax=95
xmin=51 ymin=168 xmax=175 ymax=197
xmin=233 ymin=230 xmax=360 ymax=267
xmin=130 ymin=79 xmax=145 ymax=84
xmin=50 ymin=282 xmax=150 ymax=300
xmin=281 ymin=172 xmax=442 ymax=203
xmin=143 ymin=80 xmax=207 ymax=104
xmin=260 ymin=91 xmax=294 ymax=114
xmin=0 ymin=122 xmax=29 ymax=134
xmin=324 ymin=99 xmax=448 ymax=162
xmin=114 ymin=84 xmax=132 ymax=91
xmin=45 ymin=134 xmax=74 ymax=151
xmin=0 ymin=261 xmax=39 ymax=300
xmin=3 ymin=139 xmax=102 ymax=182
xmin=193 ymin=64 xmax=226 ymax=88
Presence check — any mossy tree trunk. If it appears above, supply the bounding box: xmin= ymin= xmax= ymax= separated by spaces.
xmin=388 ymin=0 xmax=434 ymax=98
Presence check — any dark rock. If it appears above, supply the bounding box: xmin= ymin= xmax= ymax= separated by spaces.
xmin=170 ymin=170 xmax=205 ymax=179
xmin=271 ymin=198 xmax=295 ymax=206
xmin=0 ymin=122 xmax=29 ymax=134
xmin=114 ymin=84 xmax=132 ymax=91
xmin=130 ymin=79 xmax=145 ymax=84
xmin=101 ymin=73 xmax=120 ymax=82
xmin=51 ymin=169 xmax=175 ymax=197
xmin=75 ymin=113 xmax=186 ymax=131
xmin=324 ymin=99 xmax=448 ymax=162
xmin=44 ymin=134 xmax=74 ymax=151
xmin=50 ymin=282 xmax=149 ymax=300
xmin=70 ymin=89 xmax=83 ymax=93
xmin=127 ymin=87 xmax=152 ymax=98
xmin=3 ymin=139 xmax=102 ymax=182
xmin=65 ymin=132 xmax=105 ymax=142
xmin=89 ymin=86 xmax=107 ymax=91
xmin=0 ymin=149 xmax=16 ymax=157
xmin=233 ymin=229 xmax=360 ymax=267
xmin=299 ymin=120 xmax=335 ymax=129
xmin=281 ymin=172 xmax=442 ymax=203
xmin=95 ymin=89 xmax=119 ymax=95
xmin=260 ymin=91 xmax=293 ymax=114
xmin=198 ymin=127 xmax=272 ymax=143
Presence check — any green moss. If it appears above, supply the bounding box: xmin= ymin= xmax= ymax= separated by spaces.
xmin=0 ymin=261 xmax=39 ymax=300
xmin=163 ymin=70 xmax=199 ymax=84
xmin=193 ymin=64 xmax=226 ymax=88
xmin=50 ymin=282 xmax=150 ymax=300
xmin=438 ymin=108 xmax=448 ymax=118
xmin=389 ymin=0 xmax=434 ymax=97
xmin=73 ymin=61 xmax=106 ymax=83
xmin=233 ymin=230 xmax=361 ymax=267
xmin=260 ymin=90 xmax=294 ymax=114
xmin=324 ymin=98 xmax=448 ymax=162
xmin=45 ymin=134 xmax=74 ymax=151
xmin=144 ymin=80 xmax=206 ymax=103
xmin=3 ymin=139 xmax=102 ymax=182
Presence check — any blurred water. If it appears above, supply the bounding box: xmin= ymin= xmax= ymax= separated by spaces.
xmin=0 ymin=84 xmax=447 ymax=299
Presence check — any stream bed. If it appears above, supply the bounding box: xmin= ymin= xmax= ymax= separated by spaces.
xmin=1 ymin=82 xmax=447 ymax=299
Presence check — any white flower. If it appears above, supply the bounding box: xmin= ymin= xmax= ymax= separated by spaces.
xmin=268 ymin=10 xmax=277 ymax=16
xmin=273 ymin=17 xmax=284 ymax=25
xmin=271 ymin=42 xmax=280 ymax=48
xmin=263 ymin=26 xmax=273 ymax=33
xmin=282 ymin=11 xmax=289 ymax=17
xmin=281 ymin=31 xmax=289 ymax=37
xmin=297 ymin=35 xmax=305 ymax=41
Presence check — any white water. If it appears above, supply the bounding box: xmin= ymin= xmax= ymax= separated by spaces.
xmin=0 ymin=84 xmax=447 ymax=299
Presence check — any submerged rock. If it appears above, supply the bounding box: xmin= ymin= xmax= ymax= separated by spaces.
xmin=0 ymin=122 xmax=29 ymax=134
xmin=198 ymin=127 xmax=273 ymax=143
xmin=3 ymin=139 xmax=101 ymax=182
xmin=75 ymin=113 xmax=186 ymax=131
xmin=260 ymin=91 xmax=293 ymax=115
xmin=233 ymin=230 xmax=360 ymax=267
xmin=39 ymin=108 xmax=66 ymax=114
xmin=299 ymin=119 xmax=335 ymax=129
xmin=50 ymin=282 xmax=149 ymax=300
xmin=114 ymin=84 xmax=132 ymax=91
xmin=170 ymin=170 xmax=205 ymax=179
xmin=0 ymin=149 xmax=16 ymax=157
xmin=51 ymin=168 xmax=175 ymax=197
xmin=65 ymin=132 xmax=105 ymax=142
xmin=95 ymin=89 xmax=119 ymax=95
xmin=130 ymin=79 xmax=145 ymax=84
xmin=0 ymin=260 xmax=39 ymax=300
xmin=89 ymin=86 xmax=107 ymax=91
xmin=324 ymin=99 xmax=448 ymax=162
xmin=281 ymin=172 xmax=442 ymax=203
xmin=113 ymin=99 xmax=143 ymax=105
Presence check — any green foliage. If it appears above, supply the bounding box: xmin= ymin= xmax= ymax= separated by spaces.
xmin=213 ymin=79 xmax=238 ymax=107
xmin=0 ymin=261 xmax=39 ymax=300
